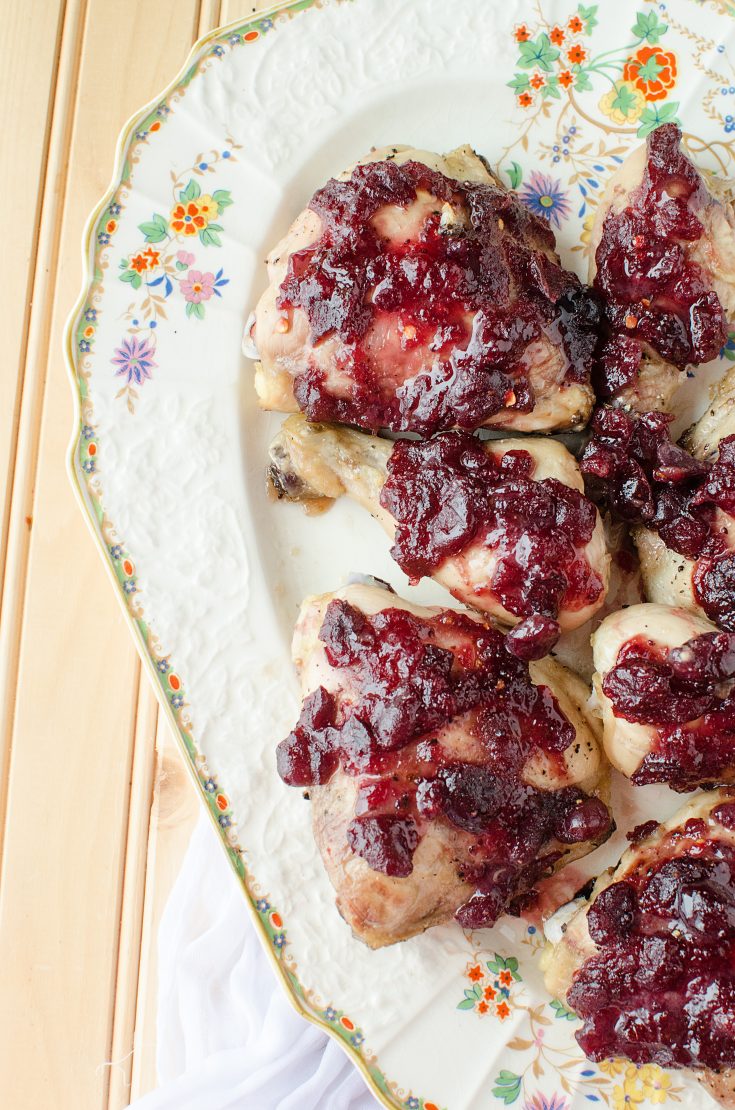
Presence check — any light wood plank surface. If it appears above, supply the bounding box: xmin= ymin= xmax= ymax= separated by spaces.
xmin=0 ymin=3 xmax=275 ymax=1107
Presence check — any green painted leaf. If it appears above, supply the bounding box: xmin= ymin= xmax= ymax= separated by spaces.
xmin=578 ymin=4 xmax=598 ymax=31
xmin=637 ymin=100 xmax=680 ymax=137
xmin=139 ymin=213 xmax=168 ymax=243
xmin=199 ymin=226 xmax=222 ymax=247
xmin=212 ymin=189 xmax=233 ymax=209
xmin=611 ymin=83 xmax=639 ymax=116
xmin=550 ymin=998 xmax=579 ymax=1020
xmin=456 ymin=998 xmax=476 ymax=1011
xmin=131 ymin=273 xmax=142 ymax=290
xmin=506 ymin=957 xmax=519 ymax=972
xmin=120 ymin=270 xmax=137 ymax=283
xmin=517 ymin=33 xmax=559 ymax=73
xmin=637 ymin=56 xmax=663 ymax=83
xmin=175 ymin=260 xmax=188 ymax=270
xmin=574 ymin=68 xmax=593 ymax=92
xmin=180 ymin=178 xmax=201 ymax=203
xmin=496 ymin=1070 xmax=520 ymax=1083
xmin=486 ymin=959 xmax=500 ymax=973
xmin=506 ymin=161 xmax=523 ymax=190
xmin=491 ymin=1071 xmax=521 ymax=1105
xmin=507 ymin=73 xmax=531 ymax=93
xmin=632 ymin=10 xmax=667 ymax=43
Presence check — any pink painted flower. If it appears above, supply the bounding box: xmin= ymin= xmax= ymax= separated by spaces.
xmin=112 ymin=335 xmax=157 ymax=384
xmin=181 ymin=270 xmax=216 ymax=303
xmin=176 ymin=250 xmax=195 ymax=266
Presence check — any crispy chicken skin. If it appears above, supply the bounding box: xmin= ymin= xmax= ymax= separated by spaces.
xmin=250 ymin=145 xmax=595 ymax=434
xmin=542 ymin=790 xmax=735 ymax=1107
xmin=592 ymin=602 xmax=730 ymax=784
xmin=269 ymin=414 xmax=610 ymax=635
xmin=589 ymin=127 xmax=735 ymax=412
xmin=290 ymin=583 xmax=610 ymax=948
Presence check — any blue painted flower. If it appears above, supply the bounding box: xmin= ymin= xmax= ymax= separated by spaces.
xmin=350 ymin=1032 xmax=364 ymax=1048
xmin=273 ymin=932 xmax=286 ymax=949
xmin=82 ymin=458 xmax=96 ymax=474
xmin=156 ymin=102 xmax=171 ymax=116
xmin=112 ymin=335 xmax=157 ymax=385
xmin=198 ymin=162 xmax=208 ymax=170
xmin=204 ymin=778 xmax=217 ymax=793
xmin=110 ymin=544 xmax=123 ymax=560
xmin=212 ymin=45 xmax=225 ymax=57
xmin=171 ymin=692 xmax=184 ymax=709
xmin=324 ymin=1006 xmax=337 ymax=1021
xmin=82 ymin=424 xmax=94 ymax=439
xmin=84 ymin=308 xmax=97 ymax=323
xmin=406 ymin=1099 xmax=420 ymax=1109
xmin=108 ymin=202 xmax=121 ymax=217
xmin=79 ymin=338 xmax=91 ymax=353
xmin=157 ymin=657 xmax=170 ymax=673
xmin=135 ymin=129 xmax=148 ymax=141
xmin=260 ymin=17 xmax=274 ymax=31
xmin=222 ymin=150 xmax=231 ymax=159
xmin=98 ymin=231 xmax=110 ymax=245
xmin=517 ymin=171 xmax=571 ymax=229
xmin=256 ymin=898 xmax=270 ymax=913
xmin=229 ymin=33 xmax=241 ymax=45
xmin=123 ymin=579 xmax=137 ymax=594
xmin=218 ymin=813 xmax=231 ymax=828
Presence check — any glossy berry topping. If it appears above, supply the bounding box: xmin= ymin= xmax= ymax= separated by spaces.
xmin=581 ymin=407 xmax=735 ymax=630
xmin=277 ymin=159 xmax=598 ymax=433
xmin=593 ymin=124 xmax=727 ymax=399
xmin=570 ymin=819 xmax=735 ymax=1071
xmin=380 ymin=431 xmax=602 ymax=628
xmin=602 ymin=633 xmax=735 ymax=790
xmin=277 ymin=600 xmax=611 ymax=918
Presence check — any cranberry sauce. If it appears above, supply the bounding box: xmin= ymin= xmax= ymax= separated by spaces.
xmin=277 ymin=600 xmax=611 ymax=921
xmin=277 ymin=158 xmax=599 ymax=433
xmin=570 ymin=814 xmax=735 ymax=1070
xmin=593 ymin=124 xmax=726 ymax=399
xmin=581 ymin=407 xmax=735 ymax=629
xmin=380 ymin=431 xmax=603 ymax=634
xmin=602 ymin=632 xmax=735 ymax=790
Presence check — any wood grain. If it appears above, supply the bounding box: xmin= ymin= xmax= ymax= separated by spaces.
xmin=0 ymin=3 xmax=290 ymax=1108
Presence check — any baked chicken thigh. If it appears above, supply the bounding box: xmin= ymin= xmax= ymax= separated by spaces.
xmin=581 ymin=405 xmax=735 ymax=631
xmin=249 ymin=145 xmax=598 ymax=434
xmin=543 ymin=790 xmax=735 ymax=1107
xmin=589 ymin=124 xmax=735 ymax=411
xmin=278 ymin=583 xmax=611 ymax=947
xmin=592 ymin=602 xmax=735 ymax=790
xmin=269 ymin=415 xmax=610 ymax=651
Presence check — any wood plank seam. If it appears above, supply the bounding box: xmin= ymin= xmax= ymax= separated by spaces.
xmin=0 ymin=0 xmax=88 ymax=880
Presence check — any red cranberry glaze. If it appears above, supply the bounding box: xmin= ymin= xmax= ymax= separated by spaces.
xmin=277 ymin=159 xmax=599 ymax=433
xmin=593 ymin=124 xmax=727 ymax=399
xmin=581 ymin=407 xmax=735 ymax=630
xmin=570 ymin=819 xmax=735 ymax=1070
xmin=602 ymin=633 xmax=735 ymax=790
xmin=277 ymin=600 xmax=611 ymax=925
xmin=380 ymin=431 xmax=603 ymax=635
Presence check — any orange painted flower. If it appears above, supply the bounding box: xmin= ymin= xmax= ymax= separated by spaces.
xmin=143 ymin=247 xmax=161 ymax=267
xmin=499 ymin=969 xmax=513 ymax=988
xmin=568 ymin=14 xmax=583 ymax=33
xmin=467 ymin=964 xmax=484 ymax=982
xmin=477 ymin=1001 xmax=489 ymax=1014
xmin=518 ymin=91 xmax=534 ymax=108
xmin=558 ymin=69 xmax=574 ymax=88
xmin=567 ymin=44 xmax=587 ymax=65
xmin=484 ymin=985 xmax=497 ymax=1001
xmin=170 ymin=200 xmax=207 ymax=236
xmin=496 ymin=1001 xmax=511 ymax=1020
xmin=550 ymin=26 xmax=565 ymax=45
xmin=514 ymin=23 xmax=530 ymax=42
xmin=130 ymin=252 xmax=149 ymax=273
xmin=530 ymin=72 xmax=546 ymax=90
xmin=623 ymin=46 xmax=678 ymax=102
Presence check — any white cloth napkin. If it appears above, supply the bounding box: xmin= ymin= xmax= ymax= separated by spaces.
xmin=130 ymin=813 xmax=380 ymax=1110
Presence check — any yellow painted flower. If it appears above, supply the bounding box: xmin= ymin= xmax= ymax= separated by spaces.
xmin=640 ymin=1066 xmax=672 ymax=1104
xmin=580 ymin=212 xmax=595 ymax=246
xmin=198 ymin=194 xmax=219 ymax=221
xmin=598 ymin=80 xmax=646 ymax=124
xmin=612 ymin=1077 xmax=645 ymax=1108
xmin=599 ymin=1058 xmax=626 ymax=1077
